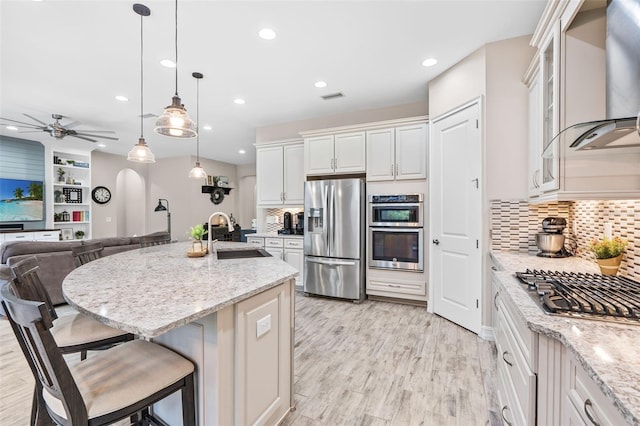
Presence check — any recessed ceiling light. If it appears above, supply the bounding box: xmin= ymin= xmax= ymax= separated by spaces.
xmin=234 ymin=98 xmax=245 ymax=105
xmin=115 ymin=95 xmax=129 ymax=102
xmin=160 ymin=59 xmax=176 ymax=68
xmin=97 ymin=143 xmax=107 ymax=148
xmin=203 ymin=125 xmax=212 ymax=131
xmin=314 ymin=81 xmax=327 ymax=88
xmin=258 ymin=28 xmax=276 ymax=40
xmin=238 ymin=149 xmax=246 ymax=154
xmin=422 ymin=58 xmax=438 ymax=67
xmin=5 ymin=125 xmax=18 ymax=131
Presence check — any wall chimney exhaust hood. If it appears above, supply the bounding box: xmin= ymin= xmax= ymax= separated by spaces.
xmin=548 ymin=0 xmax=640 ymax=153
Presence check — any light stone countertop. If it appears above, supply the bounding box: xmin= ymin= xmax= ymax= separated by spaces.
xmin=491 ymin=251 xmax=640 ymax=425
xmin=245 ymin=232 xmax=304 ymax=239
xmin=63 ymin=241 xmax=298 ymax=338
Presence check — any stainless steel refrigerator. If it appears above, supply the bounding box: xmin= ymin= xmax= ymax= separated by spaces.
xmin=303 ymin=178 xmax=365 ymax=301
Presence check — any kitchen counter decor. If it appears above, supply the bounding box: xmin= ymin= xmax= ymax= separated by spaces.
xmin=590 ymin=236 xmax=627 ymax=275
xmin=187 ymin=223 xmax=206 ymax=256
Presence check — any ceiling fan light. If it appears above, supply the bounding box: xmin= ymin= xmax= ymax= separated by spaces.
xmin=188 ymin=162 xmax=208 ymax=179
xmin=127 ymin=138 xmax=156 ymax=163
xmin=154 ymin=95 xmax=196 ymax=138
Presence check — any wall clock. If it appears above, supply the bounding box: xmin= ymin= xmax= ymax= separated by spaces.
xmin=92 ymin=186 xmax=111 ymax=204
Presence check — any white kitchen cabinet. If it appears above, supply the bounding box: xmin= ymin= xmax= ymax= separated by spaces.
xmin=283 ymin=239 xmax=304 ymax=290
xmin=304 ymin=132 xmax=365 ymax=176
xmin=526 ymin=65 xmax=542 ymax=198
xmin=366 ymin=123 xmax=427 ymax=182
xmin=366 ymin=268 xmax=427 ymax=303
xmin=562 ymin=349 xmax=626 ymax=426
xmin=0 ymin=229 xmax=61 ymax=243
xmin=494 ymin=273 xmax=538 ymax=426
xmin=256 ymin=141 xmax=304 ymax=206
xmin=246 ymin=236 xmax=265 ymax=246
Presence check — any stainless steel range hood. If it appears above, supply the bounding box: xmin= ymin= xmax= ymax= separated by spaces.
xmin=559 ymin=0 xmax=640 ymax=151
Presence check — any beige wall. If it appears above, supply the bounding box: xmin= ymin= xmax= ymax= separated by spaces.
xmin=485 ymin=35 xmax=534 ymax=201
xmin=428 ymin=47 xmax=486 ymax=119
xmin=91 ymin=151 xmax=148 ymax=239
xmin=92 ymin=151 xmax=244 ymax=241
xmin=255 ymin=101 xmax=428 ymax=143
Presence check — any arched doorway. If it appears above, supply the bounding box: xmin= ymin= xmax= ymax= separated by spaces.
xmin=116 ymin=168 xmax=145 ymax=237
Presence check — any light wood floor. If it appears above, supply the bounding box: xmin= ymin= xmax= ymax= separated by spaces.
xmin=1 ymin=294 xmax=499 ymax=425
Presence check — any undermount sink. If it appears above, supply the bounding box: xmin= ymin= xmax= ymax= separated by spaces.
xmin=216 ymin=249 xmax=272 ymax=260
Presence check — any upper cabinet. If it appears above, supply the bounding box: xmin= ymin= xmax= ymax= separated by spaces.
xmin=256 ymin=140 xmax=304 ymax=206
xmin=366 ymin=123 xmax=427 ymax=182
xmin=304 ymin=132 xmax=366 ymax=176
xmin=525 ymin=1 xmax=640 ymax=202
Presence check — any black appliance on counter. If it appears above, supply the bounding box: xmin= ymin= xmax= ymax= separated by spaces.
xmin=515 ymin=269 xmax=640 ymax=325
xmin=278 ymin=211 xmax=304 ymax=235
xmin=535 ymin=217 xmax=571 ymax=258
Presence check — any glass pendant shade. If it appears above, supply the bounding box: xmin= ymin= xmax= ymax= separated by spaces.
xmin=155 ymin=95 xmax=196 ymax=138
xmin=127 ymin=138 xmax=156 ymax=163
xmin=188 ymin=161 xmax=207 ymax=179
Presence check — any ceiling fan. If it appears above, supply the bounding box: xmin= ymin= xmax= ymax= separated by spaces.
xmin=0 ymin=113 xmax=119 ymax=142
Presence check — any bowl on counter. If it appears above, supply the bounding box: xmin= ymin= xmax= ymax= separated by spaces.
xmin=536 ymin=232 xmax=565 ymax=255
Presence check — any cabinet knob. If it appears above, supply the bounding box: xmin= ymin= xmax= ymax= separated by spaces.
xmin=432 ymin=239 xmax=440 ymax=245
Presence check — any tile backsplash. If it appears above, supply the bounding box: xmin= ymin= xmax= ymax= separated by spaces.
xmin=490 ymin=200 xmax=639 ymax=280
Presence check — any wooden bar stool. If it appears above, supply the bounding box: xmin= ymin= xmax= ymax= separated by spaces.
xmin=71 ymin=241 xmax=105 ymax=266
xmin=139 ymin=233 xmax=171 ymax=247
xmin=1 ymin=283 xmax=196 ymax=426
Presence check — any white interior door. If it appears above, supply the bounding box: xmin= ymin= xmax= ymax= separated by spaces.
xmin=430 ymin=100 xmax=482 ymax=334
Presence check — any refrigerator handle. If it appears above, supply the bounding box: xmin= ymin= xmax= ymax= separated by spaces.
xmin=306 ymin=258 xmax=356 ymax=266
xmin=324 ymin=185 xmax=330 ymax=251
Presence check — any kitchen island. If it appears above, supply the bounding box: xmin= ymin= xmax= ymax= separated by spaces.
xmin=491 ymin=251 xmax=640 ymax=425
xmin=63 ymin=241 xmax=298 ymax=426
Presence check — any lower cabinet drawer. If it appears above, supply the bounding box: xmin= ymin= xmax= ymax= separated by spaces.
xmin=247 ymin=237 xmax=264 ymax=246
xmin=284 ymin=238 xmax=303 ymax=249
xmin=34 ymin=231 xmax=61 ymax=241
xmin=497 ymin=354 xmax=528 ymax=426
xmin=564 ymin=351 xmax=626 ymax=426
xmin=496 ymin=307 xmax=536 ymax=426
xmin=367 ymin=278 xmax=425 ymax=296
xmin=265 ymin=238 xmax=284 ymax=248
xmin=3 ymin=232 xmax=32 ymax=242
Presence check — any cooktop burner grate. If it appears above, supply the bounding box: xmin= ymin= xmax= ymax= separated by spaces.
xmin=515 ymin=269 xmax=640 ymax=322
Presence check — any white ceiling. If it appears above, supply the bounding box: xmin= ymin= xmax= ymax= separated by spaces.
xmin=0 ymin=0 xmax=546 ymax=165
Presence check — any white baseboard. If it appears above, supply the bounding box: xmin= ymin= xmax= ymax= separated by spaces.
xmin=479 ymin=325 xmax=495 ymax=341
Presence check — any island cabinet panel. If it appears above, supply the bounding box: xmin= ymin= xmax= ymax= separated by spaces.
xmin=236 ymin=280 xmax=293 ymax=426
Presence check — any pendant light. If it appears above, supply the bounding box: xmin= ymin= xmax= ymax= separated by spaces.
xmin=154 ymin=0 xmax=196 ymax=138
xmin=189 ymin=72 xmax=208 ymax=179
xmin=127 ymin=3 xmax=156 ymax=163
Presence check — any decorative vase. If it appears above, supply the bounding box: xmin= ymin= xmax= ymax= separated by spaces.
xmin=596 ymin=254 xmax=623 ymax=276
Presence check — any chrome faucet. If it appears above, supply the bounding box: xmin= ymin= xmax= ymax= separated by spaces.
xmin=207 ymin=212 xmax=234 ymax=252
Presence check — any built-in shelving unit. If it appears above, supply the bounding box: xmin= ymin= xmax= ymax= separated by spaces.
xmin=51 ymin=151 xmax=91 ymax=240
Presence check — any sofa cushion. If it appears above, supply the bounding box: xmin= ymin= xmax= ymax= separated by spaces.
xmin=1 ymin=241 xmax=80 ymax=264
xmin=96 ymin=237 xmax=133 ymax=248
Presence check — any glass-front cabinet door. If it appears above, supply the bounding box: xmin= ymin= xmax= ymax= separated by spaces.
xmin=540 ymin=22 xmax=560 ymax=192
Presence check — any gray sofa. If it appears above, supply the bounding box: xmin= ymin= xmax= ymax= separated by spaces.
xmin=0 ymin=232 xmax=169 ymax=306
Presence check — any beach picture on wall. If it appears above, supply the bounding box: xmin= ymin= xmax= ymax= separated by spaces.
xmin=0 ymin=178 xmax=44 ymax=222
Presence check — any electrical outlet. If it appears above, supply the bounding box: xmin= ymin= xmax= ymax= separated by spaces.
xmin=256 ymin=314 xmax=271 ymax=338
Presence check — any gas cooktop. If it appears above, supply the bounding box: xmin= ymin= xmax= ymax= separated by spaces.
xmin=515 ymin=269 xmax=640 ymax=325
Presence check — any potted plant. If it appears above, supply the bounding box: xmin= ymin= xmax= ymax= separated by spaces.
xmin=54 ymin=190 xmax=64 ymax=203
xmin=189 ymin=224 xmax=206 ymax=254
xmin=74 ymin=230 xmax=85 ymax=240
xmin=57 ymin=168 xmax=66 ymax=183
xmin=589 ymin=236 xmax=627 ymax=275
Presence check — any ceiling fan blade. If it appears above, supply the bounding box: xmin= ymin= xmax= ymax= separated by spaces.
xmin=22 ymin=113 xmax=48 ymax=126
xmin=0 ymin=117 xmax=43 ymax=127
xmin=74 ymin=133 xmax=119 ymax=141
xmin=18 ymin=130 xmax=47 ymax=133
xmin=70 ymin=134 xmax=98 ymax=142
xmin=63 ymin=121 xmax=82 ymax=129
xmin=72 ymin=130 xmax=117 ymax=133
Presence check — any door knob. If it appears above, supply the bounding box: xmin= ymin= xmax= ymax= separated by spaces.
xmin=432 ymin=239 xmax=440 ymax=245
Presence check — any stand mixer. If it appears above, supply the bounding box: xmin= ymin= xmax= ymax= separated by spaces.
xmin=536 ymin=217 xmax=570 ymax=258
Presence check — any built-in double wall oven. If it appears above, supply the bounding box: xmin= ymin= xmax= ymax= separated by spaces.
xmin=368 ymin=194 xmax=424 ymax=271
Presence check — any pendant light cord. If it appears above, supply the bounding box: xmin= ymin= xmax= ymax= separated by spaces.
xmin=140 ymin=11 xmax=144 ymax=138
xmin=174 ymin=0 xmax=179 ymax=96
xmin=196 ymin=77 xmax=200 ymax=161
